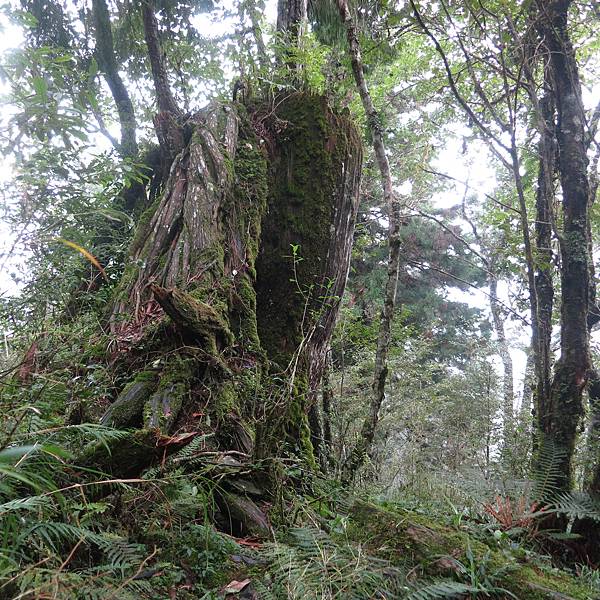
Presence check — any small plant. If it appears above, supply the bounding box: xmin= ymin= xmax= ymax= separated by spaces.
xmin=407 ymin=546 xmax=518 ymax=600
xmin=483 ymin=495 xmax=544 ymax=532
xmin=577 ymin=564 xmax=600 ymax=592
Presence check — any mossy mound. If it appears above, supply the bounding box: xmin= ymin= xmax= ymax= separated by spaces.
xmin=344 ymin=500 xmax=594 ymax=600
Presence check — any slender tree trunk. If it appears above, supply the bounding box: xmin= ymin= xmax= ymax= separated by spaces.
xmin=488 ymin=258 xmax=514 ymax=446
xmin=142 ymin=0 xmax=185 ymax=172
xmin=335 ymin=0 xmax=402 ymax=484
xmin=276 ymin=0 xmax=307 ymax=71
xmin=532 ymin=92 xmax=556 ymax=458
xmin=91 ymin=0 xmax=138 ymax=159
xmin=536 ymin=0 xmax=591 ymax=491
xmin=322 ymin=351 xmax=334 ymax=463
xmin=62 ymin=0 xmax=145 ymax=321
xmin=584 ymin=91 xmax=600 ymax=495
xmin=521 ymin=346 xmax=535 ymax=419
xmin=142 ymin=1 xmax=180 ymax=117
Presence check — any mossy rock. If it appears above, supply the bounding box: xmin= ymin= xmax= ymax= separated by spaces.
xmin=345 ymin=500 xmax=594 ymax=600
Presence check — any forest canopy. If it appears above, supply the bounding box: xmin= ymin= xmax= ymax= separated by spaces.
xmin=0 ymin=0 xmax=600 ymax=598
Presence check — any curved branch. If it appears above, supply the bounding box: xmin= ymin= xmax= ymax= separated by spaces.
xmin=142 ymin=0 xmax=181 ymax=116
xmin=91 ymin=0 xmax=138 ymax=158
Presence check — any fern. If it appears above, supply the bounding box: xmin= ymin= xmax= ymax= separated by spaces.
xmin=263 ymin=527 xmax=407 ymax=599
xmin=550 ymin=491 xmax=600 ymax=523
xmin=404 ymin=580 xmax=476 ymax=600
xmin=532 ymin=438 xmax=568 ymax=502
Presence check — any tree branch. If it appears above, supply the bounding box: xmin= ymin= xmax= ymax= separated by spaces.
xmin=92 ymin=0 xmax=138 ymax=158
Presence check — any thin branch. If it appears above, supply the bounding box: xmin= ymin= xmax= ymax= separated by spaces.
xmin=410 ymin=0 xmax=512 ymax=166
xmin=408 ymin=259 xmax=531 ymax=325
xmin=408 ymin=207 xmax=490 ymax=268
xmin=420 ymin=167 xmax=522 ymax=215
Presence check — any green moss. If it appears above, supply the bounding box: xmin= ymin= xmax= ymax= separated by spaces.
xmin=250 ymin=94 xmax=360 ymax=462
xmin=215 ymin=380 xmax=237 ymax=420
xmin=167 ymin=288 xmax=234 ymax=353
xmin=114 ymin=262 xmax=139 ymax=304
xmin=255 ymin=94 xmax=358 ymax=367
xmin=287 ymin=382 xmax=317 ymax=470
xmin=144 ymin=356 xmax=193 ymax=432
xmin=100 ymin=371 xmax=157 ymax=427
xmin=344 ymin=500 xmax=592 ymax=600
xmin=223 ymin=109 xmax=268 ymax=355
xmin=230 ymin=273 xmax=263 ymax=352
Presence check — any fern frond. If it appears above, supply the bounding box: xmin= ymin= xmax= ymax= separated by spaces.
xmin=405 ymin=580 xmax=475 ymax=600
xmin=532 ymin=438 xmax=568 ymax=501
xmin=551 ymin=491 xmax=600 ymax=523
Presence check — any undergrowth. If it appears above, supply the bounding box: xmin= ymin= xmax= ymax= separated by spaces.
xmin=2 ymin=353 xmax=600 ymax=599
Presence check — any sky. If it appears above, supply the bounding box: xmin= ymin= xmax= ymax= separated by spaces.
xmin=0 ymin=14 xmax=23 ymax=295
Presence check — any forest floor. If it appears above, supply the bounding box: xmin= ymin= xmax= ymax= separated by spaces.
xmin=2 ymin=420 xmax=599 ymax=599
xmin=192 ymin=494 xmax=597 ymax=600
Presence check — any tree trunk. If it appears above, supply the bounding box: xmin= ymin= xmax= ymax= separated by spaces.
xmin=488 ymin=258 xmax=514 ymax=450
xmin=536 ymin=0 xmax=591 ymax=492
xmin=335 ymin=0 xmax=403 ymax=484
xmin=91 ymin=0 xmax=138 ymax=159
xmin=532 ymin=92 xmax=556 ymax=460
xmin=584 ymin=88 xmax=600 ymax=496
xmin=100 ymin=94 xmax=361 ymax=473
xmin=277 ymin=0 xmax=307 ymax=36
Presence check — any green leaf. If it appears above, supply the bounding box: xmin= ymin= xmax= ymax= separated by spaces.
xmin=31 ymin=76 xmax=48 ymax=101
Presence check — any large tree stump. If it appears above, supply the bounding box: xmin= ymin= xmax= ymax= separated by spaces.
xmin=99 ymin=93 xmax=361 ymax=470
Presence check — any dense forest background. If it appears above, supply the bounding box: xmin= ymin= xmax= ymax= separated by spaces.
xmin=1 ymin=0 xmax=600 ymax=598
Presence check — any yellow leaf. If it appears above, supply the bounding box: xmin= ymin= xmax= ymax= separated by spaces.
xmin=55 ymin=238 xmax=108 ymax=282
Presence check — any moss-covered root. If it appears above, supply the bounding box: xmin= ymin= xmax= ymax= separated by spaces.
xmin=345 ymin=500 xmax=593 ymax=600
xmin=100 ymin=371 xmax=157 ymax=428
xmin=78 ymin=429 xmax=160 ymax=478
xmin=151 ymin=284 xmax=234 ymax=352
xmin=143 ymin=355 xmax=194 ymax=432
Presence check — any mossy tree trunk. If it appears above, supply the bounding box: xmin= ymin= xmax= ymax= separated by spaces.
xmin=100 ymin=94 xmax=361 ymax=472
xmin=77 ymin=0 xmax=361 ymax=486
xmin=535 ymin=0 xmax=591 ymax=492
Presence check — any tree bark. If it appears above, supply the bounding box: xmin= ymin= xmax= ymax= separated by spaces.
xmin=536 ymin=0 xmax=591 ymax=492
xmin=102 ymin=94 xmax=361 ymax=472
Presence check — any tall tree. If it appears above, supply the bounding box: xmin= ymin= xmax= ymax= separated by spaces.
xmin=534 ymin=0 xmax=592 ymax=491
xmin=334 ymin=0 xmax=403 ymax=483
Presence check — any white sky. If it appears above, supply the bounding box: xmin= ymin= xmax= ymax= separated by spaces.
xmin=0 ymin=14 xmax=23 ymax=300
